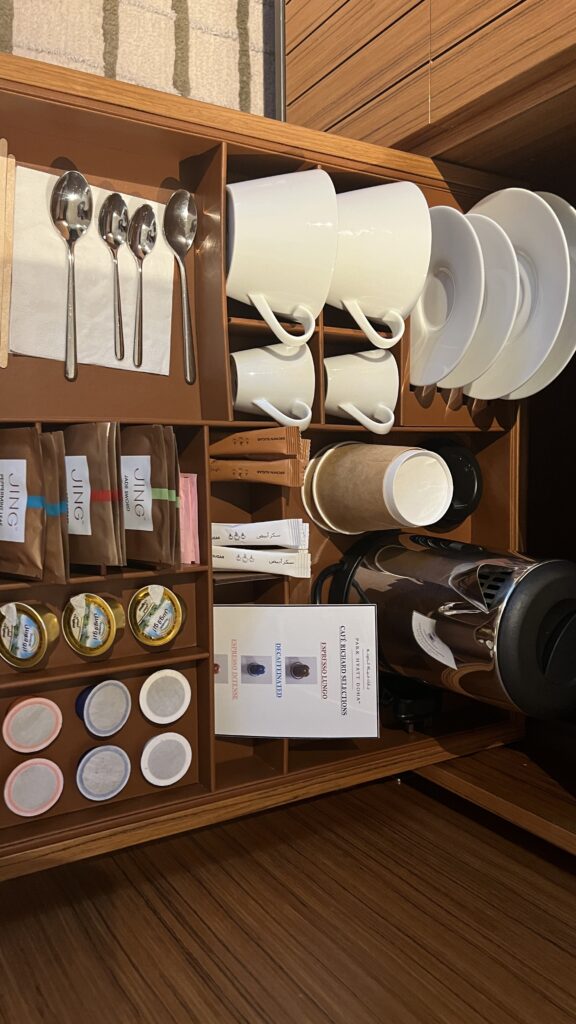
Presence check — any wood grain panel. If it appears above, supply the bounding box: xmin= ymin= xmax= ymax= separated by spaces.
xmin=2 ymin=782 xmax=576 ymax=1024
xmin=331 ymin=67 xmax=429 ymax=147
xmin=431 ymin=0 xmax=576 ymax=124
xmin=431 ymin=0 xmax=525 ymax=57
xmin=285 ymin=0 xmax=344 ymax=54
xmin=0 ymin=715 xmax=521 ymax=880
xmin=0 ymin=53 xmax=510 ymax=194
xmin=288 ymin=0 xmax=424 ymax=103
xmin=288 ymin=3 xmax=429 ymax=131
xmin=417 ymin=747 xmax=576 ymax=855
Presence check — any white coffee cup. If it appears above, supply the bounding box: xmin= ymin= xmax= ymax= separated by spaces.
xmin=327 ymin=181 xmax=431 ymax=348
xmin=231 ymin=343 xmax=315 ymax=429
xmin=324 ymin=349 xmax=399 ymax=434
xmin=226 ymin=168 xmax=338 ymax=347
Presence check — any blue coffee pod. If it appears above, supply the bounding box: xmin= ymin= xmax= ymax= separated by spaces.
xmin=247 ymin=662 xmax=266 ymax=676
xmin=76 ymin=680 xmax=131 ymax=737
xmin=77 ymin=746 xmax=131 ymax=801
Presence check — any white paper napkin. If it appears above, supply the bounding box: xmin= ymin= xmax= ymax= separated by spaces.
xmin=9 ymin=166 xmax=174 ymax=375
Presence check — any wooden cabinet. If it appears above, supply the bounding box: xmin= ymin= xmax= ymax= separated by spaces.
xmin=0 ymin=53 xmax=525 ymax=880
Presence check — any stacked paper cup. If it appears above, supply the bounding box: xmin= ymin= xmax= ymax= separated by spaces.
xmin=304 ymin=443 xmax=454 ymax=534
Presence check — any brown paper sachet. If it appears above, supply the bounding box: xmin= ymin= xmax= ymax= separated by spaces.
xmin=63 ymin=422 xmax=121 ymax=567
xmin=39 ymin=433 xmax=68 ymax=584
xmin=52 ymin=431 xmax=70 ymax=580
xmin=0 ymin=426 xmax=45 ymax=579
xmin=163 ymin=426 xmax=181 ymax=568
xmin=209 ymin=457 xmax=305 ymax=487
xmin=120 ymin=425 xmax=172 ymax=566
xmin=209 ymin=426 xmax=302 ymax=458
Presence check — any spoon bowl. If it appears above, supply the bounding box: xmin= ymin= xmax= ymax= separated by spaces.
xmin=164 ymin=189 xmax=198 ymax=384
xmin=98 ymin=192 xmax=129 ymax=361
xmin=128 ymin=204 xmax=157 ymax=368
xmin=50 ymin=170 xmax=93 ymax=381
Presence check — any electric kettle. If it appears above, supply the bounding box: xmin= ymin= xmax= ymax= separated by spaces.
xmin=314 ymin=533 xmax=576 ymax=719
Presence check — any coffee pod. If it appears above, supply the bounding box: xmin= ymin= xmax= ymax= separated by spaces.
xmin=62 ymin=593 xmax=125 ymax=659
xmin=313 ymin=443 xmax=453 ymax=534
xmin=76 ymin=746 xmax=131 ymax=801
xmin=139 ymin=669 xmax=192 ymax=725
xmin=2 ymin=697 xmax=62 ymax=753
xmin=4 ymin=759 xmax=64 ymax=817
xmin=76 ymin=680 xmax=131 ymax=737
xmin=0 ymin=602 xmax=60 ymax=671
xmin=128 ymin=585 xmax=184 ymax=648
xmin=140 ymin=733 xmax=192 ymax=787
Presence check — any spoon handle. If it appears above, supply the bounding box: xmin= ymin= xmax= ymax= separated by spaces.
xmin=178 ymin=256 xmax=196 ymax=385
xmin=112 ymin=252 xmax=125 ymax=361
xmin=65 ymin=243 xmax=78 ymax=382
xmin=133 ymin=260 xmax=143 ymax=368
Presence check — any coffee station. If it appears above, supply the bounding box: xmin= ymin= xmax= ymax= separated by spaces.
xmin=0 ymin=49 xmax=575 ymax=881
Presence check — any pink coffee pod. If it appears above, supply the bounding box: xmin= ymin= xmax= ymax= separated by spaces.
xmin=4 ymin=759 xmax=64 ymax=817
xmin=2 ymin=697 xmax=63 ymax=753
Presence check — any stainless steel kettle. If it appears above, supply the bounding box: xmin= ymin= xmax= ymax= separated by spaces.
xmin=315 ymin=533 xmax=576 ymax=719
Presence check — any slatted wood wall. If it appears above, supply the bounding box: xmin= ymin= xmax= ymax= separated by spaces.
xmin=286 ymin=0 xmax=576 ymax=158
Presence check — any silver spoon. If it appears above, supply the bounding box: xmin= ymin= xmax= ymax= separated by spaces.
xmin=50 ymin=170 xmax=93 ymax=381
xmin=128 ymin=204 xmax=157 ymax=368
xmin=98 ymin=192 xmax=129 ymax=361
xmin=163 ymin=189 xmax=198 ymax=385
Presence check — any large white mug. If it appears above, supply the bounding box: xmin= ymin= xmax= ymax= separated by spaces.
xmin=226 ymin=169 xmax=338 ymax=347
xmin=324 ymin=349 xmax=399 ymax=434
xmin=231 ymin=343 xmax=315 ymax=429
xmin=327 ymin=181 xmax=431 ymax=348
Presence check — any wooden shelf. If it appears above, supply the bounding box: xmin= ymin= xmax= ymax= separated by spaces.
xmin=416 ymin=747 xmax=576 ymax=855
xmin=0 ymin=53 xmax=524 ymax=879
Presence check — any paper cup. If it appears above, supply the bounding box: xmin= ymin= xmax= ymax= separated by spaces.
xmin=313 ymin=443 xmax=453 ymax=533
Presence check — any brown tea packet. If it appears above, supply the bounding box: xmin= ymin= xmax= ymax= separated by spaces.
xmin=52 ymin=431 xmax=70 ymax=578
xmin=40 ymin=433 xmax=68 ymax=584
xmin=64 ymin=422 xmax=121 ymax=567
xmin=0 ymin=426 xmax=45 ymax=579
xmin=120 ymin=425 xmax=171 ymax=566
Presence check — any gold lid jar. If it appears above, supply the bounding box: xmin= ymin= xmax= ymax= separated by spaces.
xmin=0 ymin=602 xmax=59 ymax=671
xmin=128 ymin=585 xmax=184 ymax=648
xmin=62 ymin=593 xmax=125 ymax=658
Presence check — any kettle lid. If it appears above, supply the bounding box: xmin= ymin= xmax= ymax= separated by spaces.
xmin=497 ymin=560 xmax=576 ymax=718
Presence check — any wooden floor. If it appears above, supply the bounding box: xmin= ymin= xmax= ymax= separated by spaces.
xmin=1 ymin=780 xmax=575 ymax=1024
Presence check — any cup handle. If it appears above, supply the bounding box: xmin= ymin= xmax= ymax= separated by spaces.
xmin=342 ymin=298 xmax=404 ymax=349
xmin=248 ymin=292 xmax=316 ymax=347
xmin=338 ymin=401 xmax=395 ymax=435
xmin=253 ymin=397 xmax=312 ymax=430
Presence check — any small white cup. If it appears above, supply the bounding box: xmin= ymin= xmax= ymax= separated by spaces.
xmin=226 ymin=168 xmax=338 ymax=347
xmin=231 ymin=343 xmax=315 ymax=429
xmin=327 ymin=181 xmax=431 ymax=348
xmin=324 ymin=349 xmax=399 ymax=434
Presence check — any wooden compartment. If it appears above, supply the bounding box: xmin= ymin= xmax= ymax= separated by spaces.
xmin=0 ymin=56 xmax=525 ymax=879
xmin=0 ymin=661 xmax=200 ymax=830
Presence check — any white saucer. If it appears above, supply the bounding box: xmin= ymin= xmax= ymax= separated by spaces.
xmin=507 ymin=192 xmax=576 ymax=399
xmin=438 ymin=214 xmax=519 ymax=389
xmin=410 ymin=206 xmax=484 ymax=387
xmin=464 ymin=188 xmax=570 ymax=401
